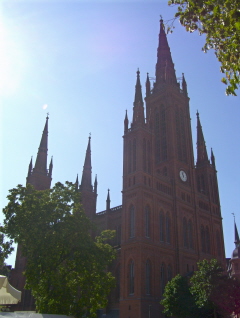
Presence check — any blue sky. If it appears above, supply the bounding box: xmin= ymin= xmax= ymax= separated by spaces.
xmin=1 ymin=0 xmax=239 ymax=267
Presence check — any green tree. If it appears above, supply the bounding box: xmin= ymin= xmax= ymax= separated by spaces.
xmin=2 ymin=182 xmax=116 ymax=318
xmin=0 ymin=231 xmax=13 ymax=276
xmin=168 ymin=0 xmax=240 ymax=96
xmin=161 ymin=274 xmax=209 ymax=318
xmin=161 ymin=259 xmax=240 ymax=318
xmin=190 ymin=259 xmax=240 ymax=317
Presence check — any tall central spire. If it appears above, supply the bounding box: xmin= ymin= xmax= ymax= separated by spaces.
xmin=26 ymin=116 xmax=52 ymax=190
xmin=80 ymin=136 xmax=92 ymax=191
xmin=155 ymin=19 xmax=177 ymax=88
xmin=34 ymin=115 xmax=49 ymax=174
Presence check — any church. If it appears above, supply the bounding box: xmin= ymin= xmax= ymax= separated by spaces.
xmin=10 ymin=19 xmax=226 ymax=318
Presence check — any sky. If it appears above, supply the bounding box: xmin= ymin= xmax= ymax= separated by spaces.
xmin=0 ymin=0 xmax=239 ymax=267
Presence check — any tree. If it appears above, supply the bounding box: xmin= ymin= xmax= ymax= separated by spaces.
xmin=2 ymin=182 xmax=116 ymax=318
xmin=168 ymin=0 xmax=240 ymax=96
xmin=161 ymin=274 xmax=210 ymax=318
xmin=161 ymin=259 xmax=240 ymax=317
xmin=190 ymin=259 xmax=240 ymax=317
xmin=0 ymin=231 xmax=13 ymax=276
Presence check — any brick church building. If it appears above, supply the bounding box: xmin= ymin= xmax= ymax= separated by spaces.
xmin=10 ymin=19 xmax=226 ymax=318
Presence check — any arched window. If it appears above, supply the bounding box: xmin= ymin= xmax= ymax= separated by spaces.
xmin=160 ymin=211 xmax=164 ymax=242
xmin=115 ymin=264 xmax=120 ymax=300
xmin=155 ymin=111 xmax=160 ymax=163
xmin=201 ymin=174 xmax=205 ymax=193
xmin=160 ymin=263 xmax=166 ymax=295
xmin=129 ymin=205 xmax=135 ymax=238
xmin=128 ymin=140 xmax=132 ymax=173
xmin=166 ymin=214 xmax=171 ymax=243
xmin=216 ymin=230 xmax=221 ymax=257
xmin=129 ymin=260 xmax=134 ymax=294
xmin=167 ymin=264 xmax=172 ymax=282
xmin=145 ymin=206 xmax=150 ymax=238
xmin=188 ymin=220 xmax=193 ymax=249
xmin=146 ymin=260 xmax=151 ymax=295
xmin=143 ymin=138 xmax=147 ymax=172
xmin=206 ymin=226 xmax=210 ymax=253
xmin=201 ymin=225 xmax=206 ymax=253
xmin=147 ymin=140 xmax=151 ymax=173
xmin=163 ymin=166 xmax=167 ymax=176
xmin=133 ymin=139 xmax=137 ymax=172
xmin=160 ymin=105 xmax=167 ymax=161
xmin=183 ymin=217 xmax=188 ymax=248
xmin=116 ymin=225 xmax=121 ymax=246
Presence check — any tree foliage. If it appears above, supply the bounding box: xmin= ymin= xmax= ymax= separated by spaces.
xmin=168 ymin=0 xmax=240 ymax=96
xmin=190 ymin=258 xmax=240 ymax=317
xmin=0 ymin=231 xmax=13 ymax=275
xmin=161 ymin=274 xmax=209 ymax=318
xmin=161 ymin=259 xmax=240 ymax=318
xmin=2 ymin=182 xmax=116 ymax=318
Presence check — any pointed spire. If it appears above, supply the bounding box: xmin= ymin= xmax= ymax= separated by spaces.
xmin=132 ymin=69 xmax=145 ymax=127
xmin=34 ymin=115 xmax=49 ymax=175
xmin=211 ymin=148 xmax=216 ymax=168
xmin=75 ymin=174 xmax=79 ymax=191
xmin=235 ymin=221 xmax=240 ymax=247
xmin=27 ymin=157 xmax=33 ymax=178
xmin=48 ymin=156 xmax=53 ymax=178
xmin=134 ymin=69 xmax=143 ymax=105
xmin=106 ymin=189 xmax=111 ymax=211
xmin=196 ymin=111 xmax=209 ymax=166
xmin=182 ymin=73 xmax=188 ymax=96
xmin=155 ymin=18 xmax=177 ymax=88
xmin=80 ymin=135 xmax=92 ymax=191
xmin=124 ymin=110 xmax=129 ymax=133
xmin=94 ymin=174 xmax=98 ymax=194
xmin=146 ymin=73 xmax=151 ymax=98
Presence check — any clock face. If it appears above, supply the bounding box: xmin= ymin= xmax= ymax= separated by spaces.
xmin=179 ymin=170 xmax=187 ymax=182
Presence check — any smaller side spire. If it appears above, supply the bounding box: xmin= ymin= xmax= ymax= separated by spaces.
xmin=182 ymin=73 xmax=188 ymax=96
xmin=80 ymin=136 xmax=93 ymax=191
xmin=196 ymin=111 xmax=209 ymax=166
xmin=106 ymin=189 xmax=111 ymax=211
xmin=48 ymin=156 xmax=53 ymax=178
xmin=94 ymin=174 xmax=98 ymax=194
xmin=132 ymin=69 xmax=145 ymax=127
xmin=27 ymin=157 xmax=33 ymax=178
xmin=134 ymin=69 xmax=143 ymax=105
xmin=124 ymin=110 xmax=129 ymax=134
xmin=146 ymin=73 xmax=151 ymax=98
xmin=75 ymin=174 xmax=79 ymax=191
xmin=211 ymin=148 xmax=216 ymax=168
xmin=235 ymin=220 xmax=240 ymax=247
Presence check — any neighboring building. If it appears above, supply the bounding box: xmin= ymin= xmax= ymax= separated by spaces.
xmin=228 ymin=221 xmax=240 ymax=281
xmin=10 ymin=19 xmax=226 ymax=318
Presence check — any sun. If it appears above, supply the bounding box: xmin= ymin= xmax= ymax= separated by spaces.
xmin=0 ymin=8 xmax=25 ymax=97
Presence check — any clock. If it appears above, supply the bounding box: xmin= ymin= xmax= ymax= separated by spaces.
xmin=179 ymin=170 xmax=187 ymax=182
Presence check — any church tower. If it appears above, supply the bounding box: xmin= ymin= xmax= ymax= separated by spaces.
xmin=229 ymin=221 xmax=240 ymax=280
xmin=10 ymin=116 xmax=52 ymax=311
xmin=120 ymin=19 xmax=225 ymax=318
xmin=78 ymin=136 xmax=98 ymax=219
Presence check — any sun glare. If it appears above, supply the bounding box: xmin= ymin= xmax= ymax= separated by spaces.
xmin=0 ymin=9 xmax=25 ymax=97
